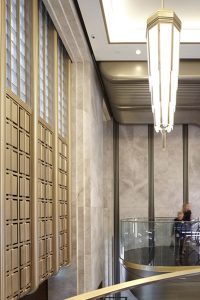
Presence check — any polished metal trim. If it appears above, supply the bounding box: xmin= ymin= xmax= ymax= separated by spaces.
xmin=0 ymin=1 xmax=6 ymax=299
xmin=122 ymin=259 xmax=200 ymax=273
xmin=114 ymin=105 xmax=200 ymax=111
xmin=183 ymin=124 xmax=188 ymax=204
xmin=68 ymin=60 xmax=72 ymax=265
xmin=6 ymin=88 xmax=32 ymax=114
xmin=99 ymin=61 xmax=200 ymax=82
xmin=58 ymin=133 xmax=68 ymax=145
xmin=66 ymin=267 xmax=200 ymax=300
xmin=52 ymin=29 xmax=59 ymax=272
xmin=148 ymin=125 xmax=154 ymax=221
xmin=113 ymin=121 xmax=120 ymax=284
xmin=30 ymin=0 xmax=39 ymax=292
xmin=147 ymin=9 xmax=182 ymax=31
xmin=38 ymin=116 xmax=53 ymax=132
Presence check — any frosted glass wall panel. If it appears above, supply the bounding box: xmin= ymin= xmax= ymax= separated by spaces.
xmin=6 ymin=0 xmax=31 ymax=104
xmin=38 ymin=0 xmax=53 ymax=125
xmin=58 ymin=38 xmax=68 ymax=138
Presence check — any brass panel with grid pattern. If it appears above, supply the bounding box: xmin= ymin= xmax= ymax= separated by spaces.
xmin=5 ymin=95 xmax=31 ymax=299
xmin=38 ymin=122 xmax=54 ymax=281
xmin=58 ymin=139 xmax=69 ymax=266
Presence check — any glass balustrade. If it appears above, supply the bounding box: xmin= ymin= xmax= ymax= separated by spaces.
xmin=120 ymin=218 xmax=200 ymax=267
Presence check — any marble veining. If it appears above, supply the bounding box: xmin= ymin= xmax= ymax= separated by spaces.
xmin=119 ymin=125 xmax=148 ymax=219
xmin=154 ymin=125 xmax=183 ymax=218
xmin=188 ymin=125 xmax=200 ymax=219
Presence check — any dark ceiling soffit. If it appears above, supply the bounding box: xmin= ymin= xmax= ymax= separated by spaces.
xmin=113 ymin=111 xmax=200 ymax=126
xmin=73 ymin=0 xmax=113 ymax=118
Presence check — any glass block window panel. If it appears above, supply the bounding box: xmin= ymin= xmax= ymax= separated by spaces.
xmin=38 ymin=0 xmax=54 ymax=125
xmin=58 ymin=38 xmax=69 ymax=139
xmin=6 ymin=0 xmax=31 ymax=104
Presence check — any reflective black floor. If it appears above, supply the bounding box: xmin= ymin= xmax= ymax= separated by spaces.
xmin=132 ymin=275 xmax=200 ymax=300
xmin=123 ymin=245 xmax=200 ymax=299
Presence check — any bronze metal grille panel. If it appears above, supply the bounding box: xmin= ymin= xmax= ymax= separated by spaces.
xmin=5 ymin=95 xmax=31 ymax=299
xmin=58 ymin=139 xmax=69 ymax=266
xmin=38 ymin=122 xmax=53 ymax=281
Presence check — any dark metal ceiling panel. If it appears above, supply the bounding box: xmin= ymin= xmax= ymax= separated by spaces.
xmin=99 ymin=60 xmax=200 ymax=124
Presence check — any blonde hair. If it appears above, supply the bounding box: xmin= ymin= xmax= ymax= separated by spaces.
xmin=183 ymin=203 xmax=190 ymax=212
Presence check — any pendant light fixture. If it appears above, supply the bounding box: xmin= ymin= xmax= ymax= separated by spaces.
xmin=146 ymin=0 xmax=181 ymax=147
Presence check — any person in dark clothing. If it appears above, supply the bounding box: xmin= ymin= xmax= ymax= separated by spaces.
xmin=173 ymin=211 xmax=184 ymax=255
xmin=182 ymin=203 xmax=192 ymax=254
xmin=183 ymin=203 xmax=192 ymax=221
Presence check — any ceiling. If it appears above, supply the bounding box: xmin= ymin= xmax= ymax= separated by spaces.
xmin=76 ymin=0 xmax=200 ymax=125
xmin=77 ymin=0 xmax=200 ymax=61
xmin=78 ymin=0 xmax=200 ymax=125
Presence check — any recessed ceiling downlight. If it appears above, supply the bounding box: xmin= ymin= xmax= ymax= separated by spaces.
xmin=136 ymin=49 xmax=141 ymax=55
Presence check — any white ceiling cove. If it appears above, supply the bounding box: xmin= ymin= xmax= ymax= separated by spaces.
xmin=77 ymin=0 xmax=200 ymax=61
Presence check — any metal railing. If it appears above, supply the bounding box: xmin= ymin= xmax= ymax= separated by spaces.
xmin=66 ymin=268 xmax=200 ymax=300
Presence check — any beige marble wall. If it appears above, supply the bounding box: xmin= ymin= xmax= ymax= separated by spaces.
xmin=188 ymin=125 xmax=200 ymax=219
xmin=154 ymin=125 xmax=183 ymax=218
xmin=45 ymin=0 xmax=114 ymax=298
xmin=119 ymin=125 xmax=183 ymax=220
xmin=85 ymin=64 xmax=104 ymax=291
xmin=119 ymin=125 xmax=148 ymax=219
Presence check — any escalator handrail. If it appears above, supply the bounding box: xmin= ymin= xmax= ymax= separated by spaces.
xmin=66 ymin=267 xmax=200 ymax=300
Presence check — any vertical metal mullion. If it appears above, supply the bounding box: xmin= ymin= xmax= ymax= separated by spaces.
xmin=17 ymin=0 xmax=20 ymax=97
xmin=68 ymin=59 xmax=72 ymax=265
xmin=183 ymin=124 xmax=188 ymax=204
xmin=24 ymin=0 xmax=27 ymax=104
xmin=52 ymin=29 xmax=59 ymax=272
xmin=0 ymin=2 xmax=6 ymax=299
xmin=30 ymin=0 xmax=39 ymax=292
xmin=43 ymin=10 xmax=46 ymax=122
xmin=7 ymin=0 xmax=11 ymax=88
xmin=113 ymin=121 xmax=120 ymax=285
xmin=148 ymin=124 xmax=154 ymax=221
xmin=57 ymin=39 xmax=60 ymax=135
xmin=9 ymin=0 xmax=12 ymax=89
xmin=64 ymin=58 xmax=70 ymax=138
xmin=61 ymin=45 xmax=64 ymax=137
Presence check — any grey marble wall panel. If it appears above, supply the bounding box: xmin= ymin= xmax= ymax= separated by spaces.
xmin=91 ymin=208 xmax=104 ymax=289
xmin=87 ymin=66 xmax=104 ymax=290
xmin=188 ymin=125 xmax=200 ymax=219
xmin=154 ymin=125 xmax=183 ymax=218
xmin=119 ymin=125 xmax=148 ymax=219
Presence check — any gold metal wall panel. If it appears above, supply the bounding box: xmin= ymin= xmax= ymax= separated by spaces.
xmin=58 ymin=139 xmax=69 ymax=266
xmin=38 ymin=122 xmax=54 ymax=281
xmin=5 ymin=95 xmax=31 ymax=299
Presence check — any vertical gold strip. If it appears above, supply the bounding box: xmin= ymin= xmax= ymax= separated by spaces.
xmin=43 ymin=7 xmax=46 ymax=121
xmin=17 ymin=0 xmax=20 ymax=96
xmin=68 ymin=60 xmax=72 ymax=264
xmin=183 ymin=124 xmax=188 ymax=204
xmin=0 ymin=1 xmax=6 ymax=299
xmin=30 ymin=0 xmax=39 ymax=292
xmin=52 ymin=29 xmax=59 ymax=272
